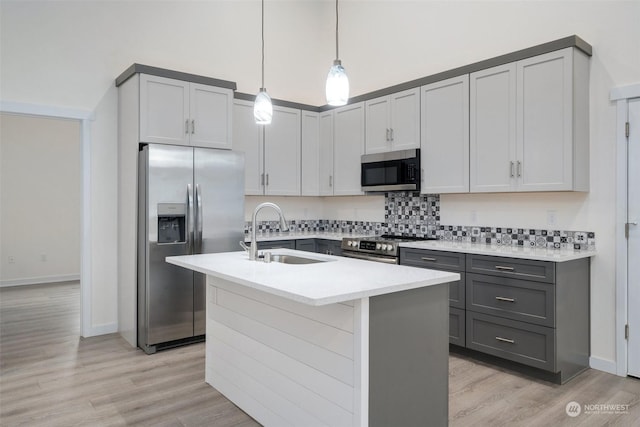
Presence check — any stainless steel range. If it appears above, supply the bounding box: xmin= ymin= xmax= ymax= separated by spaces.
xmin=341 ymin=235 xmax=437 ymax=264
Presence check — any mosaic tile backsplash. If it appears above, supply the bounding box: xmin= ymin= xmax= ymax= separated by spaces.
xmin=245 ymin=192 xmax=595 ymax=250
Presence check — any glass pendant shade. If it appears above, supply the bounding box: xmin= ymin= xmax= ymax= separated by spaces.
xmin=254 ymin=88 xmax=272 ymax=125
xmin=326 ymin=61 xmax=349 ymax=107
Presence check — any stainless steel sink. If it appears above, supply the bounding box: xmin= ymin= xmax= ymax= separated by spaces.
xmin=269 ymin=254 xmax=327 ymax=265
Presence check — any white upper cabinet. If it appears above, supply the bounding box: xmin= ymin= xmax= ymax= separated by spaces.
xmin=334 ymin=102 xmax=365 ymax=195
xmin=264 ymin=106 xmax=301 ymax=196
xmin=470 ymin=47 xmax=589 ymax=192
xmin=365 ymin=88 xmax=420 ymax=154
xmin=318 ymin=111 xmax=335 ymax=196
xmin=233 ymin=100 xmax=301 ymax=196
xmin=301 ymin=111 xmax=320 ymax=196
xmin=421 ymin=75 xmax=470 ymax=194
xmin=233 ymin=100 xmax=263 ymax=195
xmin=140 ymin=74 xmax=233 ymax=149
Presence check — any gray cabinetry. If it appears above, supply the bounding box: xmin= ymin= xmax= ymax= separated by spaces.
xmin=256 ymin=240 xmax=296 ymax=250
xmin=295 ymin=239 xmax=317 ymax=253
xmin=316 ymin=239 xmax=343 ymax=256
xmin=465 ymin=254 xmax=589 ymax=383
xmin=400 ymin=248 xmax=466 ymax=345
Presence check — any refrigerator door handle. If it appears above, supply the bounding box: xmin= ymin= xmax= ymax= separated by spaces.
xmin=195 ymin=184 xmax=203 ymax=253
xmin=187 ymin=183 xmax=195 ymax=254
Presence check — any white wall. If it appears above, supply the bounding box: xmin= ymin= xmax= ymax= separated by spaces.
xmin=1 ymin=0 xmax=638 ymax=371
xmin=0 ymin=113 xmax=81 ymax=286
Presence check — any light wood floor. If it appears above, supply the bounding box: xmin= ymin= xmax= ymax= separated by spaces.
xmin=1 ymin=282 xmax=639 ymax=426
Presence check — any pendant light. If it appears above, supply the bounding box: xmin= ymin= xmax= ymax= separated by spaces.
xmin=326 ymin=0 xmax=349 ymax=106
xmin=254 ymin=0 xmax=272 ymax=124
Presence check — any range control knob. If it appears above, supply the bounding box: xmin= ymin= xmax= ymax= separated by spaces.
xmin=380 ymin=244 xmax=388 ymax=251
xmin=376 ymin=243 xmax=382 ymax=250
xmin=387 ymin=245 xmax=395 ymax=251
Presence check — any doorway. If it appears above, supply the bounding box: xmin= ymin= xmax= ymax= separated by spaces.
xmin=0 ymin=113 xmax=81 ymax=287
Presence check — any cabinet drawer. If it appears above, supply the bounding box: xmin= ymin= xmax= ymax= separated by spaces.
xmin=466 ymin=311 xmax=555 ymax=372
xmin=400 ymin=248 xmax=465 ymax=271
xmin=449 ymin=307 xmax=465 ymax=347
xmin=256 ymin=240 xmax=296 ymax=250
xmin=448 ymin=272 xmax=466 ymax=310
xmin=466 ymin=273 xmax=554 ymax=327
xmin=466 ymin=254 xmax=555 ymax=283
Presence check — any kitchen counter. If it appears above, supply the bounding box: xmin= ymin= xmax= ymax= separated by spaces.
xmin=245 ymin=231 xmax=371 ymax=242
xmin=167 ymin=249 xmax=455 ymax=426
xmin=399 ymin=240 xmax=596 ymax=262
xmin=167 ymin=249 xmax=459 ymax=306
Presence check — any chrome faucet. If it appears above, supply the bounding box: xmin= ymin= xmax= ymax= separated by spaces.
xmin=250 ymin=202 xmax=289 ymax=260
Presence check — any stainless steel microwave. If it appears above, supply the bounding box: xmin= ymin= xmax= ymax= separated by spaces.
xmin=361 ymin=149 xmax=420 ymax=192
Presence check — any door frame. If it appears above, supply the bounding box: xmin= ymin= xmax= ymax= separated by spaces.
xmin=0 ymin=101 xmax=94 ymax=338
xmin=611 ymin=83 xmax=640 ymax=376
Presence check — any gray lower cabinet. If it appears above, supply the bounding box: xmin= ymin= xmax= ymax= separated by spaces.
xmin=256 ymin=240 xmax=296 ymax=250
xmin=401 ymin=247 xmax=590 ymax=384
xmin=295 ymin=239 xmax=317 ymax=252
xmin=400 ymin=248 xmax=466 ymax=346
xmin=316 ymin=239 xmax=343 ymax=256
xmin=465 ymin=254 xmax=590 ymax=384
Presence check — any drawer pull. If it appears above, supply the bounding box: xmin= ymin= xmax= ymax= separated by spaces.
xmin=495 ymin=336 xmax=515 ymax=344
xmin=495 ymin=296 xmax=516 ymax=303
xmin=421 ymin=257 xmax=437 ymax=262
xmin=495 ymin=265 xmax=515 ymax=271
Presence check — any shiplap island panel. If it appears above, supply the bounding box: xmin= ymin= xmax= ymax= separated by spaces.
xmin=167 ymin=249 xmax=458 ymax=427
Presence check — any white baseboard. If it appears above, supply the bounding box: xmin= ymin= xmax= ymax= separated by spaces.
xmin=589 ymin=356 xmax=618 ymax=375
xmin=82 ymin=322 xmax=118 ymax=338
xmin=0 ymin=274 xmax=80 ymax=287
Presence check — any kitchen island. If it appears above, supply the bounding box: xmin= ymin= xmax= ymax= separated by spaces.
xmin=167 ymin=249 xmax=459 ymax=427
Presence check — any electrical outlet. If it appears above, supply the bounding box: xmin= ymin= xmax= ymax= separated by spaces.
xmin=8 ymin=256 xmax=15 ymax=264
xmin=547 ymin=210 xmax=557 ymax=226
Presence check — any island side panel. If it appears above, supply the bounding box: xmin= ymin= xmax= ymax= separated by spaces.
xmin=205 ymin=276 xmax=360 ymax=427
xmin=369 ymin=283 xmax=449 ymax=427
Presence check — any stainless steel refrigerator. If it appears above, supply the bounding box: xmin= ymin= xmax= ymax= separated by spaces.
xmin=137 ymin=144 xmax=244 ymax=354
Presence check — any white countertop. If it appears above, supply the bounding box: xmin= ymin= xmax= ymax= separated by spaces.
xmin=246 ymin=231 xmax=371 ymax=242
xmin=166 ymin=249 xmax=459 ymax=306
xmin=399 ymin=240 xmax=596 ymax=262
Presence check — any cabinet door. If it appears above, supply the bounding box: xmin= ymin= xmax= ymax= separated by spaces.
xmin=470 ymin=64 xmax=517 ymax=192
xmin=516 ymin=49 xmax=573 ymax=191
xmin=333 ymin=102 xmax=365 ymax=195
xmin=389 ymin=87 xmax=421 ymax=151
xmin=319 ymin=111 xmax=334 ymax=196
xmin=421 ymin=76 xmax=469 ymax=193
xmin=233 ymin=100 xmax=264 ymax=195
xmin=189 ymin=83 xmax=233 ymax=149
xmin=365 ymin=96 xmax=391 ymax=154
xmin=301 ymin=111 xmax=320 ymax=196
xmin=264 ymin=106 xmax=301 ymax=196
xmin=139 ymin=74 xmax=190 ymax=146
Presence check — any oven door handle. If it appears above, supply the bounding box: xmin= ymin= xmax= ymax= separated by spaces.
xmin=342 ymin=251 xmax=399 ymax=264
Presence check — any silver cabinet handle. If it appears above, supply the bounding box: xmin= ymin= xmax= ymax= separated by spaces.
xmin=517 ymin=161 xmax=522 ymax=177
xmin=191 ymin=119 xmax=195 ymax=134
xmin=386 ymin=128 xmax=390 ymax=141
xmin=421 ymin=257 xmax=437 ymax=262
xmin=495 ymin=265 xmax=515 ymax=271
xmin=266 ymin=173 xmax=269 ymax=186
xmin=390 ymin=128 xmax=394 ymax=141
xmin=185 ymin=119 xmax=189 ymax=134
xmin=329 ymin=175 xmax=333 ymax=187
xmin=510 ymin=161 xmax=515 ymax=178
xmin=261 ymin=173 xmax=265 ymax=186
xmin=495 ymin=296 xmax=516 ymax=302
xmin=495 ymin=336 xmax=515 ymax=344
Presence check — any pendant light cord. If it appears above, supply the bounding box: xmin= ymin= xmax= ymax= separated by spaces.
xmin=335 ymin=0 xmax=339 ymax=60
xmin=261 ymin=0 xmax=265 ymax=88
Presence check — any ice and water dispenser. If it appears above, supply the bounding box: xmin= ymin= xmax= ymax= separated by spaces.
xmin=157 ymin=203 xmax=186 ymax=244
